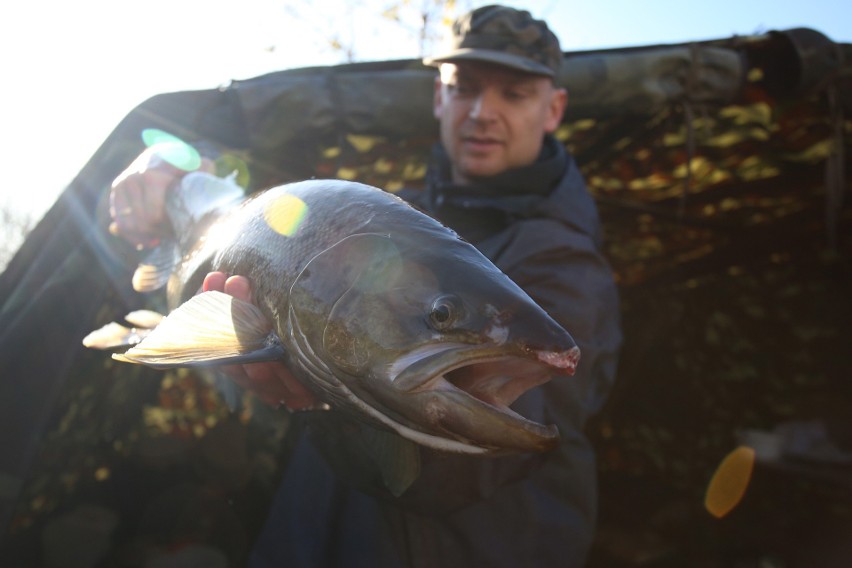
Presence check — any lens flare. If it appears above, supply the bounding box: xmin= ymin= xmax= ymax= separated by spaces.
xmin=264 ymin=194 xmax=308 ymax=237
xmin=141 ymin=128 xmax=202 ymax=172
xmin=215 ymin=153 xmax=251 ymax=188
xmin=704 ymin=445 xmax=755 ymax=519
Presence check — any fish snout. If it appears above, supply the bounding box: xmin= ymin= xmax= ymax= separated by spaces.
xmin=502 ymin=308 xmax=578 ymax=359
xmin=536 ymin=346 xmax=581 ymax=376
xmin=496 ymin=307 xmax=580 ymax=375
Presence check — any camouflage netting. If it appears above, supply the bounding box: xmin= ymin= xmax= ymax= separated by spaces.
xmin=0 ymin=28 xmax=849 ymax=567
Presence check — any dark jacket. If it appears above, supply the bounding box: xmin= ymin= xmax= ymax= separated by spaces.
xmin=251 ymin=138 xmax=622 ymax=568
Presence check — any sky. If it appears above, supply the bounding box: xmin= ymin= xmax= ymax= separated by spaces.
xmin=1 ymin=0 xmax=849 ymax=225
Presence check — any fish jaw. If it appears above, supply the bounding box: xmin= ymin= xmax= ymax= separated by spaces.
xmin=371 ymin=343 xmax=581 ymax=453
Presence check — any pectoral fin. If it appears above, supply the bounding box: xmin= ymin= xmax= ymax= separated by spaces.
xmin=113 ymin=290 xmax=285 ymax=369
xmin=83 ymin=322 xmax=152 ymax=350
xmin=82 ymin=309 xmax=166 ymax=350
xmin=308 ymin=413 xmax=422 ymax=498
xmin=132 ymin=242 xmax=180 ymax=293
xmin=124 ymin=309 xmax=165 ymax=328
xmin=362 ymin=427 xmax=421 ymax=497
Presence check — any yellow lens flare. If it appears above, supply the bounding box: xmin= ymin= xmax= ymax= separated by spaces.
xmin=264 ymin=194 xmax=308 ymax=237
xmin=141 ymin=128 xmax=202 ymax=172
xmin=704 ymin=445 xmax=756 ymax=519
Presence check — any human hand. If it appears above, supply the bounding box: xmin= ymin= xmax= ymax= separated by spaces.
xmin=202 ymin=271 xmax=319 ymax=411
xmin=109 ymin=147 xmax=215 ymax=248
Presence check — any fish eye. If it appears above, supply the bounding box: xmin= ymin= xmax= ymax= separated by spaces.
xmin=429 ymin=295 xmax=461 ymax=330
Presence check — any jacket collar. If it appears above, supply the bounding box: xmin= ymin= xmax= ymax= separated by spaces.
xmin=426 ymin=135 xmax=567 ymax=214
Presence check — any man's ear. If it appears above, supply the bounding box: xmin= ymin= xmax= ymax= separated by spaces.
xmin=433 ymin=76 xmax=444 ymax=120
xmin=544 ymin=87 xmax=568 ymax=133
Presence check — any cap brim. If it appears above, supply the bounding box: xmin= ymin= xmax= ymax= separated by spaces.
xmin=423 ymin=48 xmax=555 ymax=77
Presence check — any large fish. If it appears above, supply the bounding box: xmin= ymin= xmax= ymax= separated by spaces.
xmin=85 ymin=173 xmax=580 ymax=492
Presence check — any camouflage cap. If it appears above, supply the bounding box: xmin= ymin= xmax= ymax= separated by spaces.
xmin=424 ymin=5 xmax=562 ymax=77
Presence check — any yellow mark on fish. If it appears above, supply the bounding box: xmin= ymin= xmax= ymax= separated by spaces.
xmin=264 ymin=195 xmax=308 ymax=236
xmin=704 ymin=445 xmax=755 ymax=519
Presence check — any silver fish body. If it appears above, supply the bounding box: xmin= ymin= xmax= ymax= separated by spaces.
xmin=88 ymin=174 xmax=580 ymax=459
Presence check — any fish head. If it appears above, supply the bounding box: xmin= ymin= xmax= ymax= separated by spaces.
xmin=289 ymin=228 xmax=579 ymax=454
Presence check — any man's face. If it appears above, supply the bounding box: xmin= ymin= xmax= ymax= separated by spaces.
xmin=433 ymin=61 xmax=567 ymax=185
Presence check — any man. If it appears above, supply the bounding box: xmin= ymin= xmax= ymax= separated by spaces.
xmin=110 ymin=5 xmax=621 ymax=566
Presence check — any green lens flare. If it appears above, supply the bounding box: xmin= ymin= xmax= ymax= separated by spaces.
xmin=141 ymin=128 xmax=202 ymax=172
xmin=264 ymin=194 xmax=308 ymax=237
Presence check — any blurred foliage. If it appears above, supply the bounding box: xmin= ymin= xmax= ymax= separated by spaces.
xmin=283 ymin=0 xmax=460 ymax=62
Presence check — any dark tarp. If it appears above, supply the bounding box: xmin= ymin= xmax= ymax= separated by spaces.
xmin=0 ymin=28 xmax=849 ymax=567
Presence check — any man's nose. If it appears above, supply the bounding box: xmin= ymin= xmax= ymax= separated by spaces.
xmin=469 ymin=90 xmax=498 ymax=121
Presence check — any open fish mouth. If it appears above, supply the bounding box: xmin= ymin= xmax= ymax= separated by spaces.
xmin=386 ymin=343 xmax=580 ymax=452
xmin=445 ymin=357 xmax=560 ymax=412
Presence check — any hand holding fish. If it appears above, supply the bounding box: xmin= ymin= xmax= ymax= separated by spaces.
xmin=201 ymin=271 xmax=318 ymax=411
xmin=108 ymin=150 xmax=315 ymax=411
xmin=109 ymin=147 xmax=215 ymax=248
